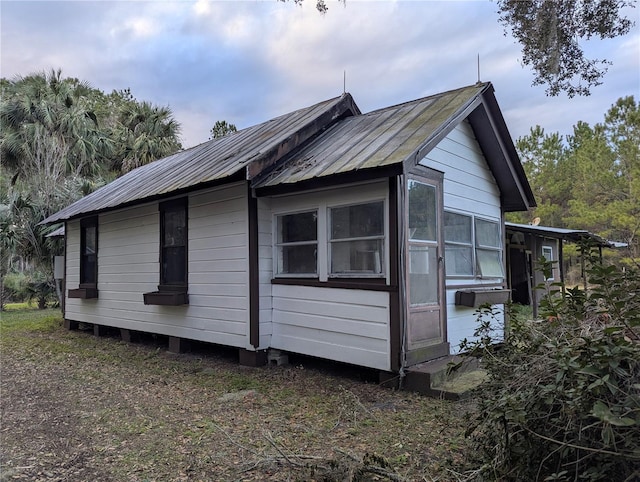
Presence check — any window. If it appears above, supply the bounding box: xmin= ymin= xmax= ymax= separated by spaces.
xmin=444 ymin=212 xmax=503 ymax=279
xmin=444 ymin=212 xmax=473 ymax=276
xmin=160 ymin=198 xmax=188 ymax=288
xmin=542 ymin=246 xmax=554 ymax=280
xmin=275 ymin=211 xmax=317 ymax=275
xmin=274 ymin=198 xmax=386 ymax=280
xmin=475 ymin=218 xmax=503 ymax=278
xmin=80 ymin=217 xmax=98 ymax=287
xmin=329 ymin=201 xmax=384 ymax=276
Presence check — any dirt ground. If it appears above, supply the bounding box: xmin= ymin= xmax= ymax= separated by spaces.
xmin=1 ymin=309 xmax=475 ymax=481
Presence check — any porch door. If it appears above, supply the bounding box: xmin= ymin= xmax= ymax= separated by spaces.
xmin=405 ymin=179 xmax=447 ymax=365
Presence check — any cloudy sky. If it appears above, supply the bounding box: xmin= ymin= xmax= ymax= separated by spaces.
xmin=1 ymin=0 xmax=638 ymax=149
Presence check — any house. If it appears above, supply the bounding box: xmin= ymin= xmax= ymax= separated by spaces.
xmin=506 ymin=222 xmax=623 ymax=317
xmin=41 ymin=82 xmax=535 ymax=379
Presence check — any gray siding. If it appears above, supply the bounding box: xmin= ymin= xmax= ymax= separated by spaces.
xmin=266 ymin=182 xmax=391 ymax=370
xmin=65 ymin=183 xmax=251 ymax=348
xmin=271 ymin=285 xmax=391 ymax=370
xmin=420 ymin=121 xmax=505 ymax=352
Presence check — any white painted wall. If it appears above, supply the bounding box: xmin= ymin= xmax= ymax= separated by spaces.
xmin=420 ymin=120 xmax=505 ymax=352
xmin=257 ymin=197 xmax=273 ymax=349
xmin=65 ymin=182 xmax=252 ymax=348
xmin=271 ymin=285 xmax=391 ymax=370
xmin=265 ymin=182 xmax=391 ymax=370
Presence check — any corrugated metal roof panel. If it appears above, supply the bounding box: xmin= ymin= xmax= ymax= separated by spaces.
xmin=505 ymin=222 xmax=615 ymax=247
xmin=252 ymin=83 xmax=486 ymax=188
xmin=41 ymin=94 xmax=355 ymax=224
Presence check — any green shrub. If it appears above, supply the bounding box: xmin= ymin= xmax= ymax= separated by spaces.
xmin=2 ymin=271 xmax=30 ymax=303
xmin=464 ymin=249 xmax=640 ymax=481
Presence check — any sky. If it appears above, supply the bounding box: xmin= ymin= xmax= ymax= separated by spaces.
xmin=1 ymin=0 xmax=639 ymax=149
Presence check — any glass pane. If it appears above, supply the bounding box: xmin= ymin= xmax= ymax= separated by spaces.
xmin=83 ymin=226 xmax=96 ymax=255
xmin=445 ymin=245 xmax=473 ymax=276
xmin=409 ymin=244 xmax=438 ymax=305
xmin=477 ymin=249 xmax=504 ymax=277
xmin=444 ymin=212 xmax=472 ymax=244
xmin=164 ymin=208 xmax=186 ymax=247
xmin=542 ymin=246 xmax=553 ymax=260
xmin=475 ymin=219 xmax=500 ymax=248
xmin=331 ymin=239 xmax=383 ymax=274
xmin=277 ymin=244 xmax=317 ymax=275
xmin=162 ymin=246 xmax=186 ymax=285
xmin=81 ymin=254 xmax=96 ymax=284
xmin=331 ymin=202 xmax=383 ymax=239
xmin=278 ymin=211 xmax=317 ymax=243
xmin=408 ymin=181 xmax=436 ymax=241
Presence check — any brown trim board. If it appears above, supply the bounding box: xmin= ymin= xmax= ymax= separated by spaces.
xmin=248 ymin=185 xmax=260 ymax=349
xmin=388 ymin=176 xmax=401 ymax=373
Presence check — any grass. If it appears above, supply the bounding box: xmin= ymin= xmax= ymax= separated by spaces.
xmin=0 ymin=306 xmax=63 ymax=333
xmin=0 ymin=306 xmax=478 ymax=481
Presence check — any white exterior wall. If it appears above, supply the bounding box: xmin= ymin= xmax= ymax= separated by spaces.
xmin=272 ymin=285 xmax=390 ymax=370
xmin=419 ymin=120 xmax=505 ymax=352
xmin=266 ymin=182 xmax=391 ymax=371
xmin=65 ymin=182 xmax=251 ymax=348
xmin=257 ymin=198 xmax=273 ymax=349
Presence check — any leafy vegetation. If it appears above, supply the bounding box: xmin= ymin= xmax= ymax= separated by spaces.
xmin=0 ymin=70 xmax=182 ymax=310
xmin=209 ymin=119 xmax=237 ymax=140
xmin=511 ymin=96 xmax=640 ymax=265
xmin=463 ymin=248 xmax=640 ymax=481
xmin=496 ymin=0 xmax=636 ymax=97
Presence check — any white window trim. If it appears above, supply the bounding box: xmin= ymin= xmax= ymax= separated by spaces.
xmin=444 ymin=210 xmax=504 ymax=280
xmin=327 ymin=200 xmax=386 ymax=279
xmin=272 ymin=193 xmax=388 ymax=282
xmin=542 ymin=245 xmax=554 ymax=280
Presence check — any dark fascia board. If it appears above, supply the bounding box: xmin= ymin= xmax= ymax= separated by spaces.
xmin=468 ymin=87 xmax=537 ymax=212
xmin=397 ymin=82 xmax=536 ymax=214
xmin=402 ymin=93 xmax=486 ymax=174
xmin=253 ymin=164 xmax=402 ymax=198
xmin=505 ymin=223 xmax=613 ymax=247
xmin=51 ymin=170 xmax=246 ymax=224
xmin=246 ymin=93 xmax=361 ymax=180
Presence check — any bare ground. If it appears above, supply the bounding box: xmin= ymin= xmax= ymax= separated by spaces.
xmin=1 ymin=309 xmax=476 ymax=481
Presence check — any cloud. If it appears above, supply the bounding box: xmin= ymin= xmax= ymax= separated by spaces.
xmin=1 ymin=0 xmax=638 ymax=148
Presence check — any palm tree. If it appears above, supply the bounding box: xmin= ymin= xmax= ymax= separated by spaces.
xmin=116 ymin=101 xmax=182 ymax=173
xmin=0 ymin=69 xmax=111 ymax=193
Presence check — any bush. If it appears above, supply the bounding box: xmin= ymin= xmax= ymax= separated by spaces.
xmin=464 ymin=250 xmax=640 ymax=481
xmin=2 ymin=272 xmax=30 ymax=303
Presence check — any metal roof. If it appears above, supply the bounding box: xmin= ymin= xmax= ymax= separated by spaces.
xmin=42 ymin=82 xmax=535 ymax=223
xmin=251 ymin=83 xmax=536 ymax=212
xmin=252 ymin=83 xmax=486 ymax=188
xmin=505 ymin=222 xmax=621 ymax=248
xmin=41 ymin=94 xmax=359 ymax=224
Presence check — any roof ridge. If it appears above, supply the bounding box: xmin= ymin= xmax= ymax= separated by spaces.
xmin=362 ymin=82 xmax=491 ymax=116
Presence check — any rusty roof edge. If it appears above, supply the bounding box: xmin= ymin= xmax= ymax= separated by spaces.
xmin=246 ymin=92 xmax=360 ymax=182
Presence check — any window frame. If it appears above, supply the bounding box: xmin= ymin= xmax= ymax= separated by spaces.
xmin=159 ymin=197 xmax=188 ymax=291
xmin=328 ymin=200 xmax=386 ymax=278
xmin=474 ymin=217 xmax=504 ymax=278
xmin=79 ymin=216 xmax=98 ymax=288
xmin=443 ymin=211 xmax=474 ymax=278
xmin=444 ymin=210 xmax=504 ymax=280
xmin=272 ymin=195 xmax=388 ymax=283
xmin=274 ymin=209 xmax=319 ymax=277
xmin=542 ymin=245 xmax=554 ymax=280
